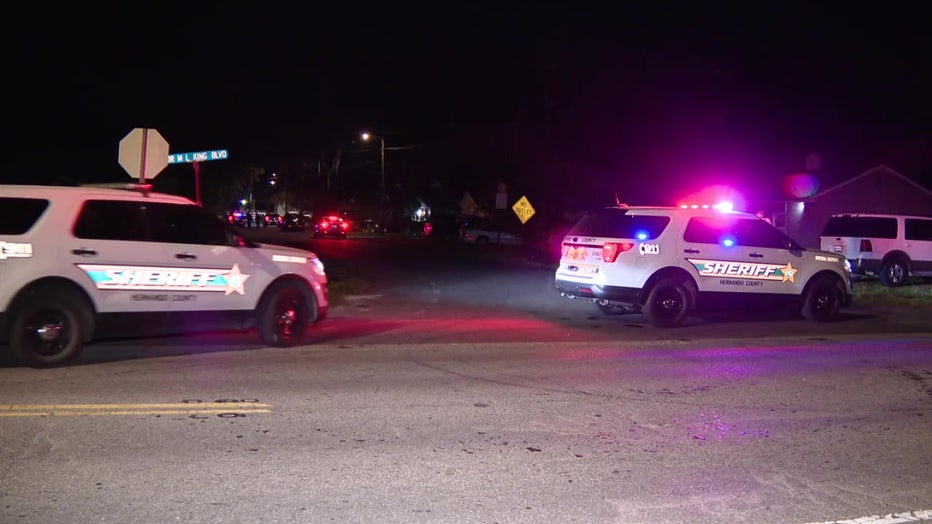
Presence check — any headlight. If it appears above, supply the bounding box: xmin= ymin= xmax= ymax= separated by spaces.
xmin=311 ymin=257 xmax=326 ymax=276
xmin=843 ymin=258 xmax=852 ymax=273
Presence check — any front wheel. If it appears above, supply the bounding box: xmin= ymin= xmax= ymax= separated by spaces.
xmin=879 ymin=257 xmax=908 ymax=287
xmin=256 ymin=282 xmax=314 ymax=347
xmin=9 ymin=287 xmax=90 ymax=367
xmin=801 ymin=276 xmax=843 ymax=322
xmin=642 ymin=279 xmax=694 ymax=327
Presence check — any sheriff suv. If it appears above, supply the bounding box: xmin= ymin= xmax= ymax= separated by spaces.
xmin=0 ymin=184 xmax=328 ymax=368
xmin=554 ymin=204 xmax=853 ymax=327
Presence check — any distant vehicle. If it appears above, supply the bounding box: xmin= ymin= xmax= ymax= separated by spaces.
xmin=264 ymin=213 xmax=282 ymax=228
xmin=820 ymin=213 xmax=932 ymax=286
xmin=361 ymin=219 xmax=381 ymax=233
xmin=461 ymin=216 xmax=522 ymax=246
xmin=226 ymin=211 xmax=246 ymax=227
xmin=280 ymin=212 xmax=306 ymax=232
xmin=313 ymin=215 xmax=350 ymax=239
xmin=423 ymin=214 xmax=464 ymax=240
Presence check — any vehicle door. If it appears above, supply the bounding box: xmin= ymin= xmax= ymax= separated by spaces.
xmin=680 ymin=216 xmax=748 ymax=294
xmin=68 ymin=198 xmax=183 ymax=314
xmin=145 ymin=203 xmax=275 ymax=312
xmin=680 ymin=215 xmax=804 ymax=295
xmin=905 ymin=218 xmax=932 ymax=273
xmin=731 ymin=217 xmax=808 ymax=296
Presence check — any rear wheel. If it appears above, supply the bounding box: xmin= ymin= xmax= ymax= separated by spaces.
xmin=256 ymin=282 xmax=314 ymax=347
xmin=642 ymin=278 xmax=694 ymax=327
xmin=801 ymin=276 xmax=843 ymax=322
xmin=9 ymin=287 xmax=89 ymax=368
xmin=879 ymin=257 xmax=908 ymax=287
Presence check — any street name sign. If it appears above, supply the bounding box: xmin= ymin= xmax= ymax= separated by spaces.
xmin=168 ymin=149 xmax=229 ymax=164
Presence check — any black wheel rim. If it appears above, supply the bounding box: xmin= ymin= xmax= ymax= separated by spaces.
xmin=654 ymin=288 xmax=685 ymax=320
xmin=813 ymin=286 xmax=837 ymax=313
xmin=22 ymin=309 xmax=73 ymax=357
xmin=273 ymin=293 xmax=303 ymax=342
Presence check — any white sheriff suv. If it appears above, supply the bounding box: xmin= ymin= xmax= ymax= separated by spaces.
xmin=0 ymin=184 xmax=328 ymax=367
xmin=554 ymin=204 xmax=853 ymax=326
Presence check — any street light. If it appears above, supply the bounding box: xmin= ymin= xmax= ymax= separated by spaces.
xmin=361 ymin=131 xmax=386 ymax=229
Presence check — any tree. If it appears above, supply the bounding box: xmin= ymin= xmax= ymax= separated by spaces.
xmin=201 ymin=163 xmax=266 ymax=215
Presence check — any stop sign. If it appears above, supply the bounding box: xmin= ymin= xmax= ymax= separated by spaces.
xmin=118 ymin=128 xmax=169 ymax=182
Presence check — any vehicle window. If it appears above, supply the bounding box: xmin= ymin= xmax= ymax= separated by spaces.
xmin=821 ymin=216 xmax=897 ymax=238
xmin=73 ymin=200 xmax=150 ymax=241
xmin=905 ymin=218 xmax=932 ymax=241
xmin=684 ymin=216 xmax=793 ymax=248
xmin=0 ymin=197 xmax=49 ymax=235
xmin=735 ymin=218 xmax=791 ymax=249
xmin=568 ymin=209 xmax=671 ymax=240
xmin=147 ymin=203 xmax=231 ymax=246
xmin=683 ymin=216 xmax=736 ymax=244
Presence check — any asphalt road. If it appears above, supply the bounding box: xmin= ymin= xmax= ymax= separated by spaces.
xmin=1 ymin=228 xmax=930 ymax=524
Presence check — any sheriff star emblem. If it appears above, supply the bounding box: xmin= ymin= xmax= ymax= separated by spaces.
xmin=224 ymin=264 xmax=250 ymax=295
xmin=781 ymin=261 xmax=797 ymax=283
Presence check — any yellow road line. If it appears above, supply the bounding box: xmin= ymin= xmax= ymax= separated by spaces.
xmin=0 ymin=403 xmax=271 ymax=417
xmin=2 ymin=403 xmax=269 ymax=410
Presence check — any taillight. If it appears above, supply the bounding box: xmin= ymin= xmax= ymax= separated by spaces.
xmin=859 ymin=239 xmax=873 ymax=252
xmin=340 ymin=221 xmax=350 ymax=230
xmin=320 ymin=221 xmax=330 ymax=228
xmin=602 ymin=242 xmax=634 ymax=263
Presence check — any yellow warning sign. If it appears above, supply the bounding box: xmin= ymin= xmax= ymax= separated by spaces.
xmin=512 ymin=195 xmax=536 ymax=224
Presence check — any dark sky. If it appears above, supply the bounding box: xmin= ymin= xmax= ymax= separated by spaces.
xmin=3 ymin=2 xmax=930 ymax=209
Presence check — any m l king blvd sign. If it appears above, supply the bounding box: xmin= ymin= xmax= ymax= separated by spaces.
xmin=168 ymin=149 xmax=229 ymax=164
xmin=167 ymin=148 xmax=231 ymax=206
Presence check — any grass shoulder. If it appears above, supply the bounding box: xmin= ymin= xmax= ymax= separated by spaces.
xmin=852 ymin=277 xmax=932 ymax=308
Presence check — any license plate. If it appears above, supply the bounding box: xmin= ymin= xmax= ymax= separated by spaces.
xmin=565 ymin=246 xmax=588 ymax=261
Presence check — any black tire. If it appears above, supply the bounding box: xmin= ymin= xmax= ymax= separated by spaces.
xmin=879 ymin=257 xmax=908 ymax=287
xmin=256 ymin=282 xmax=314 ymax=347
xmin=642 ymin=278 xmax=694 ymax=327
xmin=801 ymin=276 xmax=843 ymax=322
xmin=9 ymin=287 xmax=89 ymax=368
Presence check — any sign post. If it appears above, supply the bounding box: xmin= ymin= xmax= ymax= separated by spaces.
xmin=118 ymin=128 xmax=169 ymax=184
xmin=167 ymin=149 xmax=229 ymax=206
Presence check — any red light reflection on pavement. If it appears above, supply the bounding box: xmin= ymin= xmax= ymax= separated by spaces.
xmin=313 ymin=315 xmax=592 ymax=345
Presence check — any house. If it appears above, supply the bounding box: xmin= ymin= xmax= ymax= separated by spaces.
xmin=755 ymin=165 xmax=932 ymax=248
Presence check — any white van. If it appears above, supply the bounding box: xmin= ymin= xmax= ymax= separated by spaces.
xmin=820 ymin=213 xmax=932 ymax=286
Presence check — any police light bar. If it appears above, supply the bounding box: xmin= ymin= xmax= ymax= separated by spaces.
xmin=679 ymin=201 xmax=734 ymax=212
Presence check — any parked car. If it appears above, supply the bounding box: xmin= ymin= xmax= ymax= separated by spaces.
xmin=313 ymin=214 xmax=350 ymax=239
xmin=461 ymin=216 xmax=522 ymax=246
xmin=554 ymin=204 xmax=853 ymax=326
xmin=820 ymin=213 xmax=932 ymax=286
xmin=424 ymin=214 xmax=464 ymax=240
xmin=280 ymin=212 xmax=306 ymax=232
xmin=226 ymin=211 xmax=247 ymax=227
xmin=264 ymin=213 xmax=282 ymax=227
xmin=0 ymin=184 xmax=328 ymax=368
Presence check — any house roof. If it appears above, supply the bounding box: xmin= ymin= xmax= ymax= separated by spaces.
xmin=808 ymin=164 xmax=932 ymax=200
